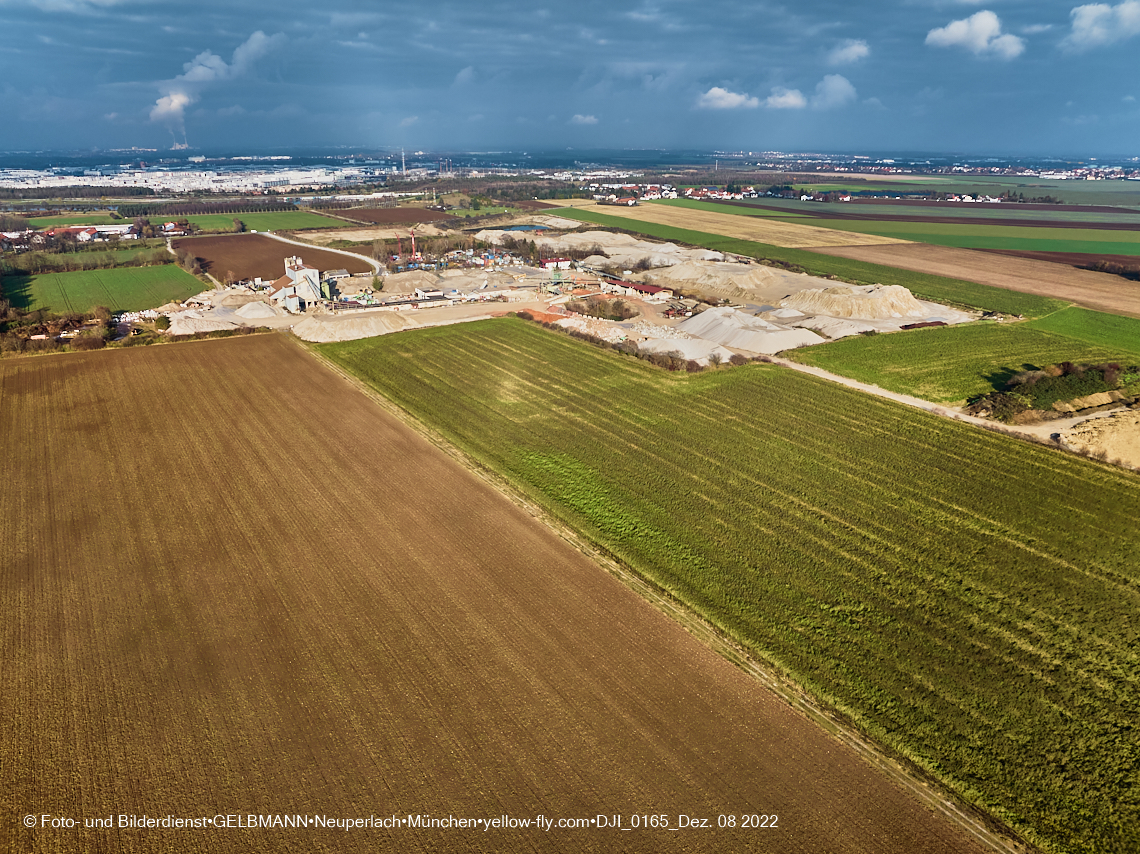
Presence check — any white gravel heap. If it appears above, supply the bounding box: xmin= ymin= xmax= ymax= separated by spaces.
xmin=637 ymin=337 xmax=735 ymax=365
xmin=679 ymin=306 xmax=826 ymax=354
xmin=643 ymin=260 xmax=775 ymax=295
xmin=235 ymin=301 xmax=286 ymax=319
xmin=476 ymin=229 xmax=723 ymax=268
xmin=292 ymin=312 xmax=414 ymax=342
xmin=781 ymin=284 xmax=927 ymax=319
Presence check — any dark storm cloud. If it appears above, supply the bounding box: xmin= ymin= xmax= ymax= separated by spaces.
xmin=0 ymin=0 xmax=1137 ymax=154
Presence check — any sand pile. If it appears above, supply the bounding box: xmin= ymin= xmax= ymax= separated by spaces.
xmin=217 ymin=291 xmax=265 ymax=308
xmin=236 ymin=301 xmax=286 ymax=319
xmin=382 ymin=270 xmax=443 ymax=294
xmin=169 ymin=315 xmax=239 ymax=335
xmin=643 ymin=261 xmax=775 ymax=297
xmin=292 ymin=311 xmax=414 ymax=343
xmin=476 ymin=229 xmax=722 ymax=268
xmin=781 ymin=285 xmax=927 ymax=319
xmin=1059 ymin=410 xmax=1140 ymax=468
xmin=440 ymin=270 xmax=519 ymax=290
xmin=679 ymin=307 xmax=826 ymax=354
xmin=637 ymin=338 xmax=735 ymax=365
xmin=790 ymin=317 xmax=878 ymax=339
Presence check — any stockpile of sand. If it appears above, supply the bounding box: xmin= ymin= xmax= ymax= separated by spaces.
xmin=679 ymin=306 xmax=826 ymax=354
xmin=169 ymin=316 xmax=239 ymax=335
xmin=790 ymin=317 xmax=878 ymax=339
xmin=1059 ymin=410 xmax=1140 ymax=468
xmin=476 ymin=229 xmax=723 ymax=268
xmin=440 ymin=270 xmax=519 ymax=290
xmin=781 ymin=285 xmax=927 ymax=319
xmin=382 ymin=270 xmax=443 ymax=294
xmin=217 ymin=291 xmax=266 ymax=308
xmin=292 ymin=311 xmax=414 ymax=343
xmin=637 ymin=337 xmax=735 ymax=365
xmin=643 ymin=260 xmax=775 ymax=297
xmin=235 ymin=301 xmax=286 ymax=319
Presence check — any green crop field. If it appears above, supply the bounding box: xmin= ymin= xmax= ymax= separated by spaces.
xmin=320 ymin=318 xmax=1140 ymax=854
xmin=1025 ymin=306 xmax=1140 ymax=351
xmin=26 ymin=214 xmax=120 ymax=228
xmin=761 ymin=175 xmax=1140 ymax=208
xmin=788 ymin=322 xmax=1140 ymax=402
xmin=725 ymin=197 xmax=1140 ymax=225
xmin=802 ymin=219 xmax=1140 ymax=254
xmin=656 ymin=198 xmax=810 ymax=217
xmin=181 ymin=210 xmax=338 ymax=232
xmin=556 ymin=207 xmax=1066 ymax=316
xmin=6 ymin=265 xmax=202 ymax=313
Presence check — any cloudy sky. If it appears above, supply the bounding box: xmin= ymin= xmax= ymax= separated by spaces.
xmin=2 ymin=0 xmax=1139 ymax=155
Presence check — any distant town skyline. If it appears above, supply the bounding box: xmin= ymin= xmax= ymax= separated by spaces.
xmin=3 ymin=0 xmax=1140 ymax=156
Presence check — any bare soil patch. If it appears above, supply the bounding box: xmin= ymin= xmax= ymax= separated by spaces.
xmin=172 ymin=233 xmax=374 ymax=280
xmin=813 ymin=242 xmax=1140 ymax=317
xmin=1 ymin=335 xmax=992 ymax=854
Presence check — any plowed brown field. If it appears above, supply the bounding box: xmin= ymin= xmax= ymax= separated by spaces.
xmin=1 ymin=336 xmax=994 ymax=854
xmin=545 ymin=199 xmax=910 ymax=248
xmin=172 ymin=233 xmax=374 ymax=280
xmin=813 ymin=242 xmax=1140 ymax=317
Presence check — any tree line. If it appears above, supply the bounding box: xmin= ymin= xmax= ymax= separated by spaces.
xmin=117 ymin=200 xmax=298 ymax=218
xmin=0 ymin=186 xmax=155 ymax=200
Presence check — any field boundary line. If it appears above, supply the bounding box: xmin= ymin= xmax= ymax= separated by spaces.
xmin=293 ymin=330 xmax=1034 ymax=854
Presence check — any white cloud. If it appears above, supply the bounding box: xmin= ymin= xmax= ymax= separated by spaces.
xmin=570 ymin=114 xmax=598 ymax=124
xmin=150 ymin=91 xmax=192 ymax=123
xmin=1125 ymin=94 xmax=1137 ymax=102
xmin=1021 ymin=24 xmax=1054 ymax=34
xmin=828 ymin=39 xmax=870 ymax=65
xmin=399 ymin=115 xmax=419 ymax=127
xmin=926 ymin=11 xmax=1025 ymax=59
xmin=697 ymin=87 xmax=759 ymax=109
xmin=454 ymin=66 xmax=475 ymax=85
xmin=149 ymin=31 xmax=284 ymax=145
xmin=812 ymin=74 xmax=857 ymax=109
xmin=764 ymin=87 xmax=806 ymax=109
xmin=1064 ymin=1 xmax=1140 ymax=49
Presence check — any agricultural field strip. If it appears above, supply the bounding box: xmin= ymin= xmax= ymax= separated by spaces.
xmin=544 ymin=199 xmax=911 ymax=248
xmin=788 ymin=323 xmax=1140 ymax=403
xmin=804 ymin=218 xmax=1140 ymax=245
xmin=650 ymin=200 xmax=1140 ymax=249
xmin=321 ymin=320 xmax=1140 ymax=854
xmin=361 ymin=330 xmax=1138 ymax=687
xmin=710 ymin=198 xmax=1140 ymax=226
xmin=307 ymin=337 xmax=1052 ymax=854
xmin=9 ymin=265 xmax=202 ymax=313
xmin=550 ymin=206 xmax=1067 ymax=317
xmin=0 ymin=335 xmax=993 ymax=854
xmin=427 ymin=330 xmax=1139 ymax=641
